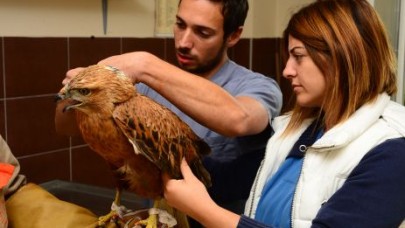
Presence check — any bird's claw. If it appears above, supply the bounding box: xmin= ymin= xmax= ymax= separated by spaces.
xmin=97 ymin=199 xmax=134 ymax=227
xmin=96 ymin=209 xmax=122 ymax=227
xmin=130 ymin=208 xmax=177 ymax=228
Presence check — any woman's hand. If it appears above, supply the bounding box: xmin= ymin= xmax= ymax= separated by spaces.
xmin=162 ymin=159 xmax=241 ymax=228
xmin=162 ymin=159 xmax=212 ymax=216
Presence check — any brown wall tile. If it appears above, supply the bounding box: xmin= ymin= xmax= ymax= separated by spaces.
xmin=279 ymin=77 xmax=295 ymax=113
xmin=0 ymin=39 xmax=3 ymax=99
xmin=19 ymin=150 xmax=70 ymax=184
xmin=250 ymin=38 xmax=296 ymax=112
xmin=275 ymin=40 xmax=294 ymax=113
xmin=71 ymin=134 xmax=86 ymax=146
xmin=229 ymin=38 xmax=250 ymax=69
xmin=69 ymin=37 xmax=121 ymax=68
xmin=252 ymin=38 xmax=280 ymax=79
xmin=4 ymin=37 xmax=68 ymax=97
xmin=122 ymin=38 xmax=165 ymax=58
xmin=6 ymin=96 xmax=69 ymax=157
xmin=71 ymin=146 xmax=115 ymax=188
xmin=122 ymin=38 xmax=178 ymax=66
xmin=0 ymin=101 xmax=4 ymax=137
xmin=164 ymin=38 xmax=178 ymax=65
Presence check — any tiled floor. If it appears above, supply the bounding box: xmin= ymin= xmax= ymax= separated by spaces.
xmin=40 ymin=180 xmax=151 ymax=216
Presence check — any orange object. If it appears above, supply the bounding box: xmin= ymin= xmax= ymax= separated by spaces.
xmin=0 ymin=163 xmax=15 ymax=188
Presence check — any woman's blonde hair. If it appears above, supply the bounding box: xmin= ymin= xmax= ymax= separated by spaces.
xmin=282 ymin=0 xmax=397 ymax=134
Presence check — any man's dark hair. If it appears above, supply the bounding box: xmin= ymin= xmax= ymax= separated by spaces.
xmin=179 ymin=0 xmax=249 ymax=38
xmin=219 ymin=0 xmax=249 ymax=38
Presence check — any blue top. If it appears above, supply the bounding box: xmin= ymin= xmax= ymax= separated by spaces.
xmin=255 ymin=157 xmax=303 ymax=228
xmin=136 ymin=60 xmax=283 ymax=205
xmin=255 ymin=128 xmax=324 ymax=227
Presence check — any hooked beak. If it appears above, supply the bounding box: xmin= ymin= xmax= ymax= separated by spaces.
xmin=55 ymin=90 xmax=81 ymax=113
xmin=55 ymin=85 xmax=68 ymax=102
xmin=55 ymin=93 xmax=64 ymax=102
xmin=62 ymin=99 xmax=82 ymax=113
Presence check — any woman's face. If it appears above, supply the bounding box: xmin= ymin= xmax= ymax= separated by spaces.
xmin=283 ymin=35 xmax=326 ymax=108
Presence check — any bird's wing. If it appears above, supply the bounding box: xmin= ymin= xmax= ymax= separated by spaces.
xmin=113 ymin=94 xmax=211 ymax=183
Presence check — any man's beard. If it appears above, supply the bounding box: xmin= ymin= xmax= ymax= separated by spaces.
xmin=178 ymin=43 xmax=226 ymax=75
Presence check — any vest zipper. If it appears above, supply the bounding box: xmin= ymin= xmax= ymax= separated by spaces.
xmin=290 ymin=149 xmax=308 ymax=228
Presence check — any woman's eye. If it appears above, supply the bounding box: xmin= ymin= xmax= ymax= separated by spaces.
xmin=79 ymin=88 xmax=90 ymax=95
xmin=293 ymin=54 xmax=304 ymax=61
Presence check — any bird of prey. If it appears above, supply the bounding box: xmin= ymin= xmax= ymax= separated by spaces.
xmin=56 ymin=65 xmax=211 ymax=227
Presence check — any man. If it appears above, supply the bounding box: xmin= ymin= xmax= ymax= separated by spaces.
xmin=66 ymin=0 xmax=282 ymax=216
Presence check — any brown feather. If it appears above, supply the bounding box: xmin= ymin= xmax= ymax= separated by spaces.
xmin=58 ymin=64 xmax=211 ymax=200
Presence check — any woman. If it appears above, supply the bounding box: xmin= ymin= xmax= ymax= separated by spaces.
xmin=163 ymin=0 xmax=405 ymax=227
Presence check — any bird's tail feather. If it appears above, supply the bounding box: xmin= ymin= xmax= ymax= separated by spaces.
xmin=197 ymin=139 xmax=211 ymax=156
xmin=189 ymin=159 xmax=212 ymax=188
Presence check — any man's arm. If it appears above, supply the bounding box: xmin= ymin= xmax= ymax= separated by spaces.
xmin=98 ymin=52 xmax=271 ymax=137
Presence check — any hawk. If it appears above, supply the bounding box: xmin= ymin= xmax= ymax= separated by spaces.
xmin=56 ymin=65 xmax=211 ymax=227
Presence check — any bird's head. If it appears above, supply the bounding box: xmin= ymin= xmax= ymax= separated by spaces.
xmin=57 ymin=64 xmax=136 ymax=114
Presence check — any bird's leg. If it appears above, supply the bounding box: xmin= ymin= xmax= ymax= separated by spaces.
xmin=97 ymin=187 xmax=123 ymax=227
xmin=134 ymin=200 xmax=159 ymax=228
xmin=134 ymin=199 xmax=178 ymax=228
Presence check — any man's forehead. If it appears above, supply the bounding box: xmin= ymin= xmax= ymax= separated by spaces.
xmin=177 ymin=0 xmax=224 ymax=28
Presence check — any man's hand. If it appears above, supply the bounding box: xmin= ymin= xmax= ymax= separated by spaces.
xmin=63 ymin=67 xmax=85 ymax=85
xmin=63 ymin=51 xmax=154 ymax=86
xmin=98 ymin=51 xmax=154 ymax=84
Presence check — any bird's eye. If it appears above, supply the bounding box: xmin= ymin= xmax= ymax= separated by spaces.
xmin=78 ymin=88 xmax=90 ymax=95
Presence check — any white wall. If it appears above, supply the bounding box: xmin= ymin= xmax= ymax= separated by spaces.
xmin=373 ymin=0 xmax=404 ymax=104
xmin=0 ymin=0 xmax=155 ymax=37
xmin=394 ymin=0 xmax=405 ymax=104
xmin=0 ymin=0 xmax=313 ymax=38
